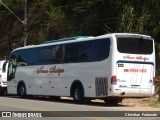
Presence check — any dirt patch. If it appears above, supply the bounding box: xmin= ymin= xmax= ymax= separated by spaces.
xmin=122 ymin=97 xmax=158 ymax=107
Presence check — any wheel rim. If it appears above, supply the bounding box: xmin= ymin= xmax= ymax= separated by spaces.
xmin=74 ymin=88 xmax=81 ymax=101
xmin=19 ymin=86 xmax=25 ymax=96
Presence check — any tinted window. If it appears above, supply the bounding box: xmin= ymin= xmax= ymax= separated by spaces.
xmin=16 ymin=45 xmax=64 ymax=66
xmin=17 ymin=50 xmax=28 ymax=66
xmin=37 ymin=46 xmax=54 ymax=65
xmin=10 ymin=52 xmax=18 ymax=67
xmin=12 ymin=38 xmax=110 ymax=66
xmin=64 ymin=38 xmax=110 ymax=63
xmin=37 ymin=45 xmax=64 ymax=65
xmin=17 ymin=48 xmax=39 ymax=66
xmin=27 ymin=48 xmax=39 ymax=65
xmin=117 ymin=37 xmax=153 ymax=54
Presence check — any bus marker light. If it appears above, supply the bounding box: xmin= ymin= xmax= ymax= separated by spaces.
xmin=111 ymin=75 xmax=116 ymax=84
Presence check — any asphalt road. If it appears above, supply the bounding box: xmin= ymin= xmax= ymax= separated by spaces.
xmin=0 ymin=95 xmax=159 ymax=120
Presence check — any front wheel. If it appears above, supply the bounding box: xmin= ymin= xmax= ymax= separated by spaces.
xmin=17 ymin=84 xmax=26 ymax=98
xmin=73 ymin=85 xmax=84 ymax=103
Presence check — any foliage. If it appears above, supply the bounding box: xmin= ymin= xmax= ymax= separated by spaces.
xmin=149 ymin=99 xmax=160 ymax=107
xmin=1 ymin=0 xmax=159 ymax=40
xmin=0 ymin=0 xmax=24 ymax=13
xmin=156 ymin=44 xmax=160 ymax=99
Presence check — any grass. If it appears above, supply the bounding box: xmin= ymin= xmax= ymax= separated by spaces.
xmin=149 ymin=99 xmax=160 ymax=108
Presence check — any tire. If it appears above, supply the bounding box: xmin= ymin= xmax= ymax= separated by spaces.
xmin=0 ymin=88 xmax=6 ymax=96
xmin=17 ymin=84 xmax=26 ymax=98
xmin=73 ymin=85 xmax=84 ymax=103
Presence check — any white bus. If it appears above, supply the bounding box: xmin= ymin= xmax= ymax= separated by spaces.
xmin=7 ymin=33 xmax=155 ymax=104
xmin=0 ymin=60 xmax=8 ymax=95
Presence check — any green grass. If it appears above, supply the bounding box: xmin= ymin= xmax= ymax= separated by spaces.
xmin=149 ymin=99 xmax=160 ymax=108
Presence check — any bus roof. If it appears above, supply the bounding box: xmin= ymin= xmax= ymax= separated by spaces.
xmin=99 ymin=33 xmax=152 ymax=39
xmin=12 ymin=33 xmax=153 ymax=52
xmin=41 ymin=36 xmax=92 ymax=44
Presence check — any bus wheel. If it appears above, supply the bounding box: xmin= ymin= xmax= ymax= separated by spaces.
xmin=17 ymin=84 xmax=26 ymax=98
xmin=73 ymin=85 xmax=84 ymax=103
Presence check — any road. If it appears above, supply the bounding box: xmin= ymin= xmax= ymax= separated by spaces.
xmin=0 ymin=95 xmax=159 ymax=120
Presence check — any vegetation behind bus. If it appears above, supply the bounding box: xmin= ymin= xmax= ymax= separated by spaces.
xmin=155 ymin=44 xmax=160 ymax=100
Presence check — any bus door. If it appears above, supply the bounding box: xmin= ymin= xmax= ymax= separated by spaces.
xmin=1 ymin=60 xmax=8 ymax=87
xmin=7 ymin=52 xmax=18 ymax=93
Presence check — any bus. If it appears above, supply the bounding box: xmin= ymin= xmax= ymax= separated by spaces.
xmin=0 ymin=60 xmax=8 ymax=95
xmin=7 ymin=33 xmax=155 ymax=104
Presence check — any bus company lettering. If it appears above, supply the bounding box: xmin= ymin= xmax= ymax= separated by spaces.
xmin=49 ymin=66 xmax=64 ymax=75
xmin=37 ymin=66 xmax=64 ymax=75
xmin=37 ymin=66 xmax=48 ymax=73
xmin=136 ymin=56 xmax=149 ymax=61
xmin=124 ymin=68 xmax=147 ymax=73
xmin=123 ymin=55 xmax=149 ymax=61
xmin=123 ymin=55 xmax=135 ymax=59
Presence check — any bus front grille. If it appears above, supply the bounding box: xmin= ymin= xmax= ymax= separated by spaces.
xmin=95 ymin=78 xmax=108 ymax=97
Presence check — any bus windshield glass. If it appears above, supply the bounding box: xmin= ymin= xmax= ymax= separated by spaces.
xmin=116 ymin=37 xmax=153 ymax=54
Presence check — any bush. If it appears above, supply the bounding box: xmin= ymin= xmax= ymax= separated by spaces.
xmin=155 ymin=44 xmax=160 ymax=100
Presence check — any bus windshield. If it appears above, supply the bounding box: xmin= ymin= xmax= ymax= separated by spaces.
xmin=116 ymin=37 xmax=153 ymax=54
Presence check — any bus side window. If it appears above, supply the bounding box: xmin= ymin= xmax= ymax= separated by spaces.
xmin=55 ymin=45 xmax=64 ymax=62
xmin=64 ymin=39 xmax=110 ymax=63
xmin=17 ymin=50 xmax=28 ymax=66
xmin=50 ymin=45 xmax=64 ymax=63
xmin=64 ymin=43 xmax=84 ymax=63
